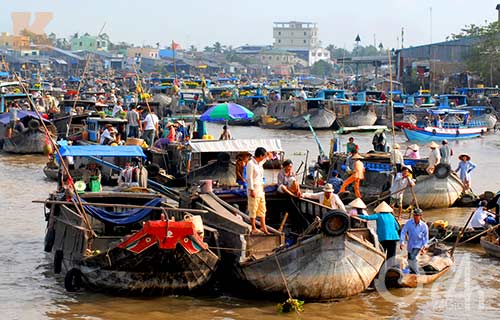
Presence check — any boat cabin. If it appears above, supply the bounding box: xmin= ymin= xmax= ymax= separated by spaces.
xmin=84 ymin=117 xmax=128 ymax=143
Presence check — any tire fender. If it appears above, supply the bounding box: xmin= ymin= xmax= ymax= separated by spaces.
xmin=321 ymin=210 xmax=350 ymax=237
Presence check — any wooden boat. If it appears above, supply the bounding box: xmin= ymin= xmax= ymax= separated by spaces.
xmin=288 ymin=108 xmax=336 ymax=129
xmin=326 ymin=153 xmax=464 ymax=209
xmin=426 ymin=220 xmax=484 ymax=243
xmin=335 ymin=106 xmax=378 ymax=128
xmin=480 ymin=233 xmax=500 ymax=258
xmin=402 ymin=164 xmax=465 ymax=209
xmin=43 ymin=191 xmax=219 ymax=293
xmin=182 ymin=190 xmax=385 ymax=300
xmin=2 ymin=122 xmax=55 ymax=154
xmin=386 ymin=243 xmax=453 ymax=288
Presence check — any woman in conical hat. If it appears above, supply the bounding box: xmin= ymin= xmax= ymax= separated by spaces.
xmin=455 ymin=153 xmax=476 ymax=192
xmin=348 ymin=197 xmax=367 ymax=216
xmin=405 ymin=144 xmax=421 ymax=159
xmin=357 ymin=201 xmax=400 ymax=260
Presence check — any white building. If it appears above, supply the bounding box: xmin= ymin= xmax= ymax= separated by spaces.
xmin=308 ymin=47 xmax=331 ymax=66
xmin=273 ymin=21 xmax=320 ymax=52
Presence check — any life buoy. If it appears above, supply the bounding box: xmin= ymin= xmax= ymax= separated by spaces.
xmin=44 ymin=228 xmax=55 ymax=253
xmin=64 ymin=268 xmax=83 ymax=292
xmin=54 ymin=250 xmax=63 ymax=274
xmin=432 ymin=129 xmax=437 ymax=135
xmin=28 ymin=119 xmax=40 ymax=130
xmin=321 ymin=210 xmax=350 ymax=237
xmin=434 ymin=163 xmax=451 ymax=179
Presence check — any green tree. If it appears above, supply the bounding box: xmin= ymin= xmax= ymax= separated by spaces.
xmin=450 ymin=21 xmax=500 ymax=85
xmin=213 ymin=42 xmax=222 ymax=53
xmin=310 ymin=60 xmax=333 ymax=77
xmin=326 ymin=44 xmax=351 ymax=59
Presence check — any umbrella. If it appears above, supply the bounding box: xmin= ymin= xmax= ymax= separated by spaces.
xmin=200 ymin=102 xmax=254 ymax=122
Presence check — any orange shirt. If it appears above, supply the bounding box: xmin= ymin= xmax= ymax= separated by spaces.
xmin=353 ymin=160 xmax=365 ymax=180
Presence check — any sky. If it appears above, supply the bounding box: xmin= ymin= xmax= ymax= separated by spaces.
xmin=1 ymin=0 xmax=499 ymax=50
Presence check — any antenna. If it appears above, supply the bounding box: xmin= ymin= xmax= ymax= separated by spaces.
xmin=401 ymin=27 xmax=404 ymax=49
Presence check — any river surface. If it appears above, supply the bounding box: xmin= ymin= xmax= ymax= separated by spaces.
xmin=1 ymin=125 xmax=499 ymax=319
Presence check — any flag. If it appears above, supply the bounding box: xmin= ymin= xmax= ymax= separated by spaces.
xmin=172 ymin=41 xmax=181 ymax=51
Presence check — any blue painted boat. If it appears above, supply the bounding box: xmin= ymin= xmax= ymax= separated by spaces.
xmin=403 ymin=127 xmax=481 ymax=141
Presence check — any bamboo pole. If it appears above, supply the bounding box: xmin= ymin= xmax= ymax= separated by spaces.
xmin=33 ymin=199 xmax=208 ymax=213
xmin=2 ymin=57 xmax=96 ymax=238
xmin=450 ymin=209 xmax=476 ymax=256
xmin=458 ymin=223 xmax=500 ymax=245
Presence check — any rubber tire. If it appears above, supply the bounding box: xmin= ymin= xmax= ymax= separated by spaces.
xmin=432 ymin=129 xmax=437 ymax=135
xmin=321 ymin=210 xmax=350 ymax=237
xmin=64 ymin=268 xmax=83 ymax=292
xmin=217 ymin=152 xmax=231 ymax=164
xmin=54 ymin=250 xmax=63 ymax=274
xmin=28 ymin=119 xmax=40 ymax=130
xmin=434 ymin=163 xmax=451 ymax=179
xmin=485 ymin=108 xmax=492 ymax=114
xmin=44 ymin=228 xmax=55 ymax=253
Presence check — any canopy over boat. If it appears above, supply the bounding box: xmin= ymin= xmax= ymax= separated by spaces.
xmin=0 ymin=110 xmax=51 ymax=124
xmin=58 ymin=145 xmax=147 ymax=158
xmin=190 ymin=138 xmax=283 ymax=153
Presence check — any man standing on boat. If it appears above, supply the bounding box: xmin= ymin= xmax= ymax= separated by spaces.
xmin=390 ymin=166 xmax=416 ymax=219
xmin=142 ymin=110 xmax=159 ymax=146
xmin=390 ymin=143 xmax=404 ymax=172
xmin=346 ymin=137 xmax=358 ymax=154
xmin=126 ymin=104 xmax=142 ymax=138
xmin=339 ymin=153 xmax=365 ymax=199
xmin=400 ymin=211 xmax=429 ymax=274
xmin=247 ymin=147 xmax=270 ymax=235
xmin=439 ymin=140 xmax=453 ymax=165
xmin=426 ymin=141 xmax=441 ymax=174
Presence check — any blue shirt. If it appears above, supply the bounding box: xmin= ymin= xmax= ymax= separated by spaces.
xmin=400 ymin=219 xmax=429 ymax=250
xmin=327 ymin=176 xmax=344 ymax=193
xmin=358 ymin=212 xmax=400 ymax=241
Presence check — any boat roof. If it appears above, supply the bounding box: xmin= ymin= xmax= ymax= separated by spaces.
xmin=0 ymin=110 xmax=50 ymax=124
xmin=190 ymin=139 xmax=283 ymax=153
xmin=59 ymin=145 xmax=146 ymax=158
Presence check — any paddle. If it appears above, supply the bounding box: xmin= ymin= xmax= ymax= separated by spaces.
xmin=450 ymin=209 xmax=476 ymax=256
xmin=458 ymin=223 xmax=500 ymax=245
xmin=407 ymin=176 xmax=420 ymax=219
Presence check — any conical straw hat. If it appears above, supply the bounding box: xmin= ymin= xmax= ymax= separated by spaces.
xmin=349 ymin=197 xmax=367 ymax=209
xmin=374 ymin=201 xmax=394 ymax=213
xmin=429 ymin=141 xmax=439 ymax=148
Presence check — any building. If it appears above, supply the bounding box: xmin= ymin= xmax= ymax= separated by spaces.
xmin=273 ymin=21 xmax=319 ymax=52
xmin=126 ymin=47 xmax=159 ymax=60
xmin=0 ymin=32 xmax=30 ymax=50
xmin=70 ymin=34 xmax=108 ymax=52
xmin=308 ymin=47 xmax=331 ymax=66
xmin=258 ymin=48 xmax=297 ymax=76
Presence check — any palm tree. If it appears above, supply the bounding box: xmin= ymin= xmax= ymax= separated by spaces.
xmin=213 ymin=42 xmax=222 ymax=53
xmin=189 ymin=45 xmax=197 ymax=52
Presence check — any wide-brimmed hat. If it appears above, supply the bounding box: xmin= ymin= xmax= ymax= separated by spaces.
xmin=374 ymin=201 xmax=394 ymax=213
xmin=459 ymin=153 xmax=471 ymax=161
xmin=349 ymin=198 xmax=367 ymax=209
xmin=175 ymin=119 xmax=185 ymax=126
xmin=351 ymin=153 xmax=364 ymax=160
xmin=429 ymin=141 xmax=439 ymax=149
xmin=166 ymin=122 xmax=174 ymax=127
xmin=409 ymin=144 xmax=419 ymax=151
xmin=323 ymin=183 xmax=334 ymax=192
xmin=393 ymin=143 xmax=400 ymax=149
xmin=104 ymin=123 xmax=113 ymax=128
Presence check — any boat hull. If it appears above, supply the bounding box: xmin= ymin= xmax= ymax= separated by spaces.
xmin=2 ymin=130 xmax=48 ymax=154
xmin=480 ymin=236 xmax=500 ymax=258
xmin=403 ymin=172 xmax=464 ymax=209
xmin=336 ymin=110 xmax=378 ymax=128
xmin=288 ymin=108 xmax=336 ymax=129
xmin=403 ymin=127 xmax=483 ymax=142
xmin=236 ymin=232 xmax=385 ymax=300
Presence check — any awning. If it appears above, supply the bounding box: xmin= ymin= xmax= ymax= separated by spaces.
xmin=52 ymin=58 xmax=68 ymax=65
xmin=58 ymin=145 xmax=146 ymax=158
xmin=0 ymin=110 xmax=51 ymax=125
xmin=190 ymin=139 xmax=283 ymax=153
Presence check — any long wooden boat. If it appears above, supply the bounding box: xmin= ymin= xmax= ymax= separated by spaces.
xmin=480 ymin=234 xmax=500 ymax=258
xmin=183 ymin=190 xmax=385 ymax=301
xmin=287 ymin=108 xmax=336 ymax=129
xmin=386 ymin=243 xmax=453 ymax=288
xmin=426 ymin=220 xmax=484 ymax=243
xmin=44 ymin=191 xmax=219 ymax=293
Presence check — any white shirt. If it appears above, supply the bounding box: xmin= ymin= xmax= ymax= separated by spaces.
xmin=112 ymin=104 xmax=124 ymax=117
xmin=99 ymin=128 xmax=114 ymax=144
xmin=303 ymin=192 xmax=346 ymax=211
xmin=428 ymin=148 xmax=441 ymax=168
xmin=470 ymin=207 xmax=493 ymax=228
xmin=390 ymin=173 xmax=415 ymax=199
xmin=391 ymin=149 xmax=404 ymax=165
xmin=144 ymin=113 xmax=159 ymax=131
xmin=246 ymin=158 xmax=265 ymax=196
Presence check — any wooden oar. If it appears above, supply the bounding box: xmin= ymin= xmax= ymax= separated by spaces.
xmin=407 ymin=176 xmax=420 ymax=219
xmin=458 ymin=224 xmax=500 ymax=245
xmin=450 ymin=209 xmax=476 ymax=256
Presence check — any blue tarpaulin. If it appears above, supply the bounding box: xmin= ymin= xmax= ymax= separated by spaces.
xmin=81 ymin=197 xmax=162 ymax=225
xmin=59 ymin=145 xmax=147 ymax=158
